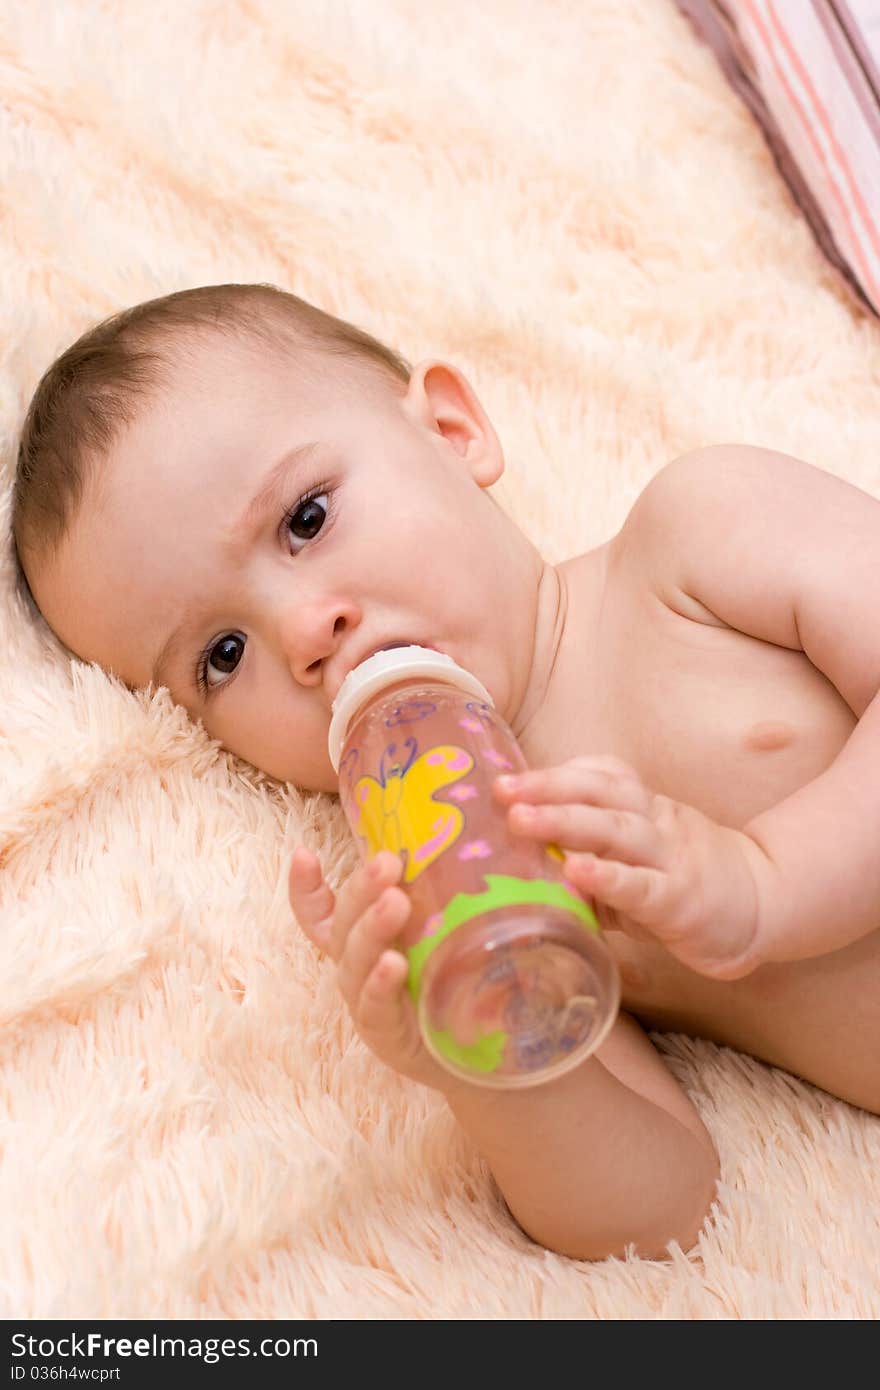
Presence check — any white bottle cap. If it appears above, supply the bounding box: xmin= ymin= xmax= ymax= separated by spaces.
xmin=327 ymin=645 xmax=495 ymax=772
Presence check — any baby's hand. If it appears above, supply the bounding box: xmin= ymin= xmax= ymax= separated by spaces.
xmin=289 ymin=847 xmax=459 ymax=1090
xmin=494 ymin=755 xmax=769 ymax=980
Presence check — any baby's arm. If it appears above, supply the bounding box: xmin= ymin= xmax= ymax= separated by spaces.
xmin=618 ymin=444 xmax=880 ymax=972
xmin=290 ymin=848 xmax=718 ymax=1262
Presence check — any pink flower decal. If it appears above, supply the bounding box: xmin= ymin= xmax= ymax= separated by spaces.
xmin=484 ymin=749 xmax=514 ymax=770
xmin=423 ymin=912 xmax=443 ymax=937
xmin=447 ymin=783 xmax=478 ymax=802
xmin=458 ymin=839 xmax=493 ymax=861
xmin=458 ymin=716 xmax=485 ymax=734
xmin=427 ymin=747 xmax=470 ymax=771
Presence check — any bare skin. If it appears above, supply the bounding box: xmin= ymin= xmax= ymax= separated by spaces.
xmin=509 ymin=539 xmax=879 ymax=1115
xmin=28 ymin=328 xmax=880 ymax=1259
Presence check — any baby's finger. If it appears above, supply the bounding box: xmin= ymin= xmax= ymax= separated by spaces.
xmin=329 ymin=850 xmax=404 ymax=960
xmin=507 ymin=801 xmax=663 ymax=867
xmin=356 ymin=950 xmax=423 ymax=1063
xmin=564 ymin=854 xmax=672 ymax=931
xmin=337 ymin=885 xmax=411 ymax=1008
xmin=494 ymin=759 xmax=652 ymax=815
xmin=289 ymin=846 xmax=336 ymax=951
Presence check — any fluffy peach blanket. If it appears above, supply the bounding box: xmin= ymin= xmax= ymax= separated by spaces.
xmin=2 ymin=0 xmax=879 ymax=1319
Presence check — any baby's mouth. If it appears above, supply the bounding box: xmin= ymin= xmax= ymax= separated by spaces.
xmin=330 ymin=639 xmax=445 ymax=707
xmin=378 ymin=640 xmax=441 ymax=655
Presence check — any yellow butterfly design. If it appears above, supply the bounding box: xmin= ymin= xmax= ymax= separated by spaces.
xmin=353 ymin=741 xmax=475 ymax=884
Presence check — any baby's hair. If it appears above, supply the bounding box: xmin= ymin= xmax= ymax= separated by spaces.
xmin=11 ymin=282 xmax=411 ymax=608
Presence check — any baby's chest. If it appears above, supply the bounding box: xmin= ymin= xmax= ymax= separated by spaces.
xmin=539 ymin=588 xmax=856 ymax=830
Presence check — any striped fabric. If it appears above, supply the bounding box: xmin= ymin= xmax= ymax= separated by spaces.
xmin=676 ymin=1 xmax=880 ymax=315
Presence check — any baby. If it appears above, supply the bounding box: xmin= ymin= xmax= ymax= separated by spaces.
xmin=12 ymin=282 xmax=880 ymax=1262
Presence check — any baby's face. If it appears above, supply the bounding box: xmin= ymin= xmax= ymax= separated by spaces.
xmin=35 ymin=334 xmax=542 ymax=791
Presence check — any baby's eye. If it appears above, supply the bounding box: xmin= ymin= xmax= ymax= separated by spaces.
xmin=285 ymin=490 xmax=330 ymax=553
xmin=198 ymin=632 xmax=245 ymax=693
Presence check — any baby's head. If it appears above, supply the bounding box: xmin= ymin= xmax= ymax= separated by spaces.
xmin=13 ymin=283 xmax=545 ymax=791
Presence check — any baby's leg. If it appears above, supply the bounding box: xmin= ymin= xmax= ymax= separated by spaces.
xmin=612 ymin=927 xmax=880 ymax=1115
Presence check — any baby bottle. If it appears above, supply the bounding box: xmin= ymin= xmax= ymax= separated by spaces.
xmin=328 ymin=645 xmax=620 ymax=1089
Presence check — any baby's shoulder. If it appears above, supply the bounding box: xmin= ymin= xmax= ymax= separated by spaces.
xmin=600 ymin=447 xmax=739 ymax=614
xmin=607 ymin=445 xmax=880 ymax=696
xmin=618 ymin=444 xmax=763 ymax=547
xmin=610 ymin=443 xmax=823 ymax=610
xmin=617 ymin=442 xmax=856 ymax=560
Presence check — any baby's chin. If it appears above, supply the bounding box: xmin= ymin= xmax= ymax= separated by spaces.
xmin=267 ymin=756 xmax=340 ymax=796
xmin=309 ymin=771 xmax=342 ymax=795
xmin=215 ymin=741 xmax=338 ymax=795
xmin=290 ymin=750 xmax=339 ymax=794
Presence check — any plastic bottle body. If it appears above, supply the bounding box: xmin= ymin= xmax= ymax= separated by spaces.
xmin=333 ymin=663 xmax=620 ymax=1088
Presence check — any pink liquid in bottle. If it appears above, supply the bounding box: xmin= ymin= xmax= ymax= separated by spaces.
xmin=328 ymin=646 xmax=620 ymax=1088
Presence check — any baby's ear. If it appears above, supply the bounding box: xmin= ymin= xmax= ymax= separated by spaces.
xmin=403 ymin=359 xmax=504 ymax=486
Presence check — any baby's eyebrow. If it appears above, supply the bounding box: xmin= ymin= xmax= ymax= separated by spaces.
xmin=149 ymin=439 xmax=325 ymax=693
xmin=221 ymin=440 xmax=324 ymax=559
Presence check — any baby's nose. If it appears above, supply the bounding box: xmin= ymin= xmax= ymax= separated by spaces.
xmin=277 ymin=595 xmax=361 ymax=690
